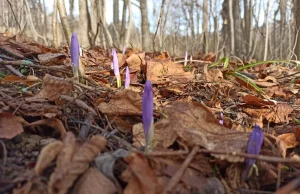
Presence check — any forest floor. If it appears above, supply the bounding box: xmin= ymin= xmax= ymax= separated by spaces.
xmin=0 ymin=32 xmax=299 ymax=194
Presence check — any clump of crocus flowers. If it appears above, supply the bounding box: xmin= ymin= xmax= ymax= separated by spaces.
xmin=242 ymin=124 xmax=264 ymax=180
xmin=142 ymin=80 xmax=154 ymax=153
xmin=125 ymin=66 xmax=130 ymax=89
xmin=70 ymin=32 xmax=80 ymax=78
xmin=112 ymin=49 xmax=121 ymax=88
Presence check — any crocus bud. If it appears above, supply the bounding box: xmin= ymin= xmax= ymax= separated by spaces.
xmin=242 ymin=124 xmax=264 ymax=179
xmin=219 ymin=113 xmax=224 ymax=125
xmin=70 ymin=32 xmax=79 ymax=77
xmin=184 ymin=51 xmax=188 ymax=66
xmin=125 ymin=66 xmax=130 ymax=89
xmin=142 ymin=80 xmax=154 ymax=153
xmin=112 ymin=49 xmax=121 ymax=88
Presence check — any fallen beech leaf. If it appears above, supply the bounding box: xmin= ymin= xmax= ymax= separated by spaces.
xmin=48 ymin=132 xmax=107 ymax=194
xmin=126 ymin=53 xmax=145 ymax=72
xmin=26 ymin=118 xmax=67 ymax=139
xmin=121 ymin=153 xmax=162 ymax=194
xmin=95 ymin=149 xmax=129 ymax=192
xmin=146 ymin=60 xmax=193 ymax=83
xmin=1 ymin=75 xmax=38 ymax=86
xmin=243 ymin=94 xmax=275 ymax=107
xmin=254 ymin=76 xmax=279 ymax=87
xmin=277 ymin=133 xmax=298 ymax=148
xmin=71 ymin=168 xmax=117 ymax=194
xmin=0 ymin=112 xmax=24 ymax=139
xmin=154 ymin=101 xmax=249 ymax=162
xmin=97 ymin=90 xmax=142 ymax=116
xmin=28 ymin=74 xmax=73 ymax=101
xmin=34 ymin=141 xmax=64 ymax=175
xmin=244 ymin=103 xmax=293 ymax=123
xmin=38 ymin=53 xmax=67 ymax=66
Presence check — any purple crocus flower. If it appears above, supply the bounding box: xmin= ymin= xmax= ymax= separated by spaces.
xmin=242 ymin=124 xmax=264 ymax=179
xmin=142 ymin=80 xmax=154 ymax=152
xmin=219 ymin=113 xmax=224 ymax=125
xmin=70 ymin=32 xmax=80 ymax=76
xmin=125 ymin=66 xmax=130 ymax=89
xmin=112 ymin=49 xmax=121 ymax=87
xmin=184 ymin=51 xmax=188 ymax=66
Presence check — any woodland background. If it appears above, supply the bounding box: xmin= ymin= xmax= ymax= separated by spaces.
xmin=1 ymin=0 xmax=300 ymax=61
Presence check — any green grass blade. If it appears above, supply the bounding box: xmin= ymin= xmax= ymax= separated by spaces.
xmin=232 ymin=72 xmax=265 ymax=93
xmin=234 ymin=60 xmax=289 ymax=72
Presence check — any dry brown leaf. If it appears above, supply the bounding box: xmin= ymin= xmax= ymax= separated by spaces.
xmin=0 ymin=112 xmax=24 ymax=139
xmin=277 ymin=133 xmax=298 ymax=148
xmin=48 ymin=133 xmax=107 ymax=194
xmin=28 ymin=74 xmax=73 ymax=101
xmin=154 ymin=101 xmax=249 ymax=162
xmin=1 ymin=75 xmax=39 ymax=86
xmin=34 ymin=141 xmax=64 ymax=175
xmin=243 ymin=94 xmax=275 ymax=107
xmin=71 ymin=168 xmax=117 ymax=194
xmin=26 ymin=118 xmax=67 ymax=139
xmin=146 ymin=60 xmax=193 ymax=83
xmin=126 ymin=53 xmax=145 ymax=72
xmin=254 ymin=76 xmax=279 ymax=87
xmin=38 ymin=53 xmax=67 ymax=66
xmin=244 ymin=103 xmax=293 ymax=123
xmin=97 ymin=90 xmax=142 ymax=116
xmin=121 ymin=153 xmax=162 ymax=194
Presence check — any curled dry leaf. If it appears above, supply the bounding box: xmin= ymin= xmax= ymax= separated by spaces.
xmin=244 ymin=103 xmax=293 ymax=123
xmin=154 ymin=101 xmax=249 ymax=162
xmin=27 ymin=74 xmax=73 ymax=101
xmin=126 ymin=52 xmax=145 ymax=72
xmin=34 ymin=141 xmax=64 ymax=175
xmin=277 ymin=133 xmax=298 ymax=148
xmin=121 ymin=153 xmax=162 ymax=194
xmin=0 ymin=75 xmax=39 ymax=86
xmin=146 ymin=60 xmax=193 ymax=83
xmin=0 ymin=112 xmax=24 ymax=139
xmin=48 ymin=132 xmax=107 ymax=194
xmin=71 ymin=168 xmax=117 ymax=194
xmin=243 ymin=94 xmax=275 ymax=107
xmin=26 ymin=118 xmax=67 ymax=139
xmin=97 ymin=90 xmax=142 ymax=116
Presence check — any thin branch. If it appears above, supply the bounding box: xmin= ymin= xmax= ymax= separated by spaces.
xmin=5 ymin=0 xmax=21 ymax=30
xmin=153 ymin=0 xmax=166 ymax=52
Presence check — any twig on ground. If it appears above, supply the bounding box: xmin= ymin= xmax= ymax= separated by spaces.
xmin=78 ymin=112 xmax=94 ymax=140
xmin=163 ymin=146 xmax=199 ymax=193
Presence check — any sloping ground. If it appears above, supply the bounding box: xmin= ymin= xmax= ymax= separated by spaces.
xmin=0 ymin=33 xmax=299 ymax=194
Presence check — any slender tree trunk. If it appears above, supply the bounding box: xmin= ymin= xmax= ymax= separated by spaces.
xmin=280 ymin=0 xmax=286 ymax=58
xmin=120 ymin=0 xmax=127 ymax=44
xmin=203 ymin=0 xmax=208 ymax=54
xmin=140 ymin=0 xmax=151 ymax=51
xmin=53 ymin=0 xmax=59 ymax=47
xmin=57 ymin=0 xmax=72 ymax=45
xmin=124 ymin=0 xmax=132 ymax=47
xmin=229 ymin=0 xmax=235 ymax=55
xmin=263 ymin=0 xmax=270 ymax=60
xmin=294 ymin=0 xmax=300 ymax=60
xmin=69 ymin=0 xmax=74 ymax=29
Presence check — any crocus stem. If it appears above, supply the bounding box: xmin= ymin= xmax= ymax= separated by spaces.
xmin=116 ymin=74 xmax=121 ymax=88
xmin=145 ymin=119 xmax=154 ymax=154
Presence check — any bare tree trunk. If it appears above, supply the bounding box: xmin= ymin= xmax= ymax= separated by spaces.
xmin=113 ymin=0 xmax=120 ymax=31
xmin=221 ymin=0 xmax=230 ymax=56
xmin=244 ymin=0 xmax=253 ymax=58
xmin=120 ymin=0 xmax=127 ymax=44
xmin=24 ymin=0 xmax=47 ymax=44
xmin=69 ymin=0 xmax=74 ymax=29
xmin=57 ymin=0 xmax=72 ymax=45
xmin=279 ymin=0 xmax=286 ymax=58
xmin=124 ymin=0 xmax=132 ymax=47
xmin=79 ymin=0 xmax=89 ymax=46
xmin=294 ymin=0 xmax=300 ymax=60
xmin=229 ymin=0 xmax=235 ymax=55
xmin=263 ymin=0 xmax=270 ymax=60
xmin=202 ymin=0 xmax=208 ymax=54
xmin=53 ymin=0 xmax=59 ymax=47
xmin=140 ymin=0 xmax=151 ymax=51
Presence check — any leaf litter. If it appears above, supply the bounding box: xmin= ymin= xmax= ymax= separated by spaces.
xmin=0 ymin=33 xmax=299 ymax=194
